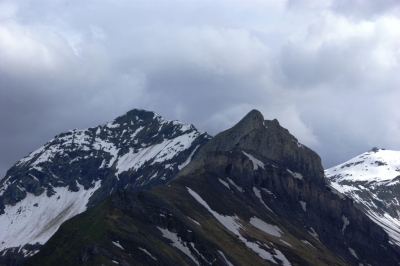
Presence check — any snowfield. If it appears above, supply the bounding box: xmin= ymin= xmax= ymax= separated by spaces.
xmin=325 ymin=149 xmax=400 ymax=183
xmin=0 ymin=181 xmax=101 ymax=254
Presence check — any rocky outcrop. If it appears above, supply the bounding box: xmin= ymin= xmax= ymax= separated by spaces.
xmin=179 ymin=110 xmax=323 ymax=183
xmin=0 ymin=243 xmax=42 ymax=266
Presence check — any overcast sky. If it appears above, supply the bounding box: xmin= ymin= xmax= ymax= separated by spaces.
xmin=1 ymin=0 xmax=400 ymax=179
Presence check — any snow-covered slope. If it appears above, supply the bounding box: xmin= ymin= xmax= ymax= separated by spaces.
xmin=0 ymin=181 xmax=101 ymax=257
xmin=325 ymin=148 xmax=400 ymax=245
xmin=0 ymin=108 xmax=210 ymax=260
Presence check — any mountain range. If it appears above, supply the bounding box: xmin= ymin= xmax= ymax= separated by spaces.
xmin=1 ymin=108 xmax=399 ymax=265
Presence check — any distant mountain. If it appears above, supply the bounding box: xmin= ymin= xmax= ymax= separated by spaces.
xmin=23 ymin=111 xmax=400 ymax=266
xmin=0 ymin=108 xmax=210 ymax=264
xmin=325 ymin=148 xmax=400 ymax=246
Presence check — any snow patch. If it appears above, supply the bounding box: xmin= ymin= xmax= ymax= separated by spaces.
xmin=227 ymin=178 xmax=244 ymax=193
xmin=342 ymin=215 xmax=350 ymax=233
xmin=249 ymin=217 xmax=283 ymax=237
xmin=349 ymin=247 xmax=359 ymax=259
xmin=274 ymin=248 xmax=291 ymax=266
xmin=106 ymin=122 xmax=120 ymax=128
xmin=280 ymin=239 xmax=292 ymax=247
xmin=188 ymin=217 xmax=201 ymax=226
xmin=219 ymin=179 xmax=230 ymax=190
xmin=190 ymin=243 xmax=212 ymax=265
xmin=130 ymin=126 xmax=144 ymax=139
xmin=287 ymin=169 xmax=303 ymax=180
xmin=157 ymin=227 xmax=199 ymax=265
xmin=242 ymin=151 xmax=265 ymax=170
xmin=301 ymin=240 xmax=314 ymax=248
xmin=330 ymin=182 xmax=359 ymax=194
xmin=112 ymin=241 xmax=124 ymax=250
xmin=308 ymin=227 xmax=321 ymax=242
xmin=253 ymin=187 xmax=274 ymax=213
xmin=139 ymin=247 xmax=157 ymax=261
xmin=299 ymin=201 xmax=306 ymax=211
xmin=261 ymin=188 xmax=276 ymax=198
xmin=99 ymin=159 xmax=107 ymax=169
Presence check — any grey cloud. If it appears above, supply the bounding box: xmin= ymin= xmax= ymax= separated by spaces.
xmin=331 ymin=0 xmax=400 ymax=19
xmin=1 ymin=1 xmax=400 ymax=179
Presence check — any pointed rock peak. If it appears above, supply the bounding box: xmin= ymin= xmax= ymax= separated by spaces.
xmin=220 ymin=109 xmax=265 ymax=138
xmin=178 ymin=109 xmax=324 ymax=180
xmin=238 ymin=109 xmax=264 ymax=125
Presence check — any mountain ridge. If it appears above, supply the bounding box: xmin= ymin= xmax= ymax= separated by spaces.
xmin=2 ymin=109 xmax=400 ymax=265
xmin=0 ymin=108 xmax=210 ymax=264
xmin=23 ymin=110 xmax=400 ymax=266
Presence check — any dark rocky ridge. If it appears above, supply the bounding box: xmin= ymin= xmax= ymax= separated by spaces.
xmin=178 ymin=110 xmax=324 ymax=183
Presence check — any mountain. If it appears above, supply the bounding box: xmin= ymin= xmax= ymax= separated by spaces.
xmin=325 ymin=148 xmax=400 ymax=246
xmin=23 ymin=110 xmax=400 ymax=266
xmin=0 ymin=108 xmax=210 ymax=264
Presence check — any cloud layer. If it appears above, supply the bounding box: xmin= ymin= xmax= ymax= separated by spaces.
xmin=1 ymin=0 xmax=400 ymax=178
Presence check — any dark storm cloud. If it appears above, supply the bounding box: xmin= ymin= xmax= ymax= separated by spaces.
xmin=331 ymin=0 xmax=400 ymax=19
xmin=1 ymin=0 xmax=399 ymax=178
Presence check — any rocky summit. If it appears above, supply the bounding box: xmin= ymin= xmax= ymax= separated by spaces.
xmin=14 ymin=109 xmax=400 ymax=266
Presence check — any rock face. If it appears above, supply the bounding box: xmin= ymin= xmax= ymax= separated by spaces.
xmin=23 ymin=110 xmax=400 ymax=266
xmin=204 ymin=150 xmax=392 ymax=264
xmin=179 ymin=110 xmax=324 ymax=183
xmin=326 ymin=148 xmax=400 ymax=246
xmin=0 ymin=108 xmax=210 ymax=264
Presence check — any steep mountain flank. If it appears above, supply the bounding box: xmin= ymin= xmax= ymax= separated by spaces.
xmin=0 ymin=108 xmax=210 ymax=264
xmin=326 ymin=149 xmax=400 ymax=246
xmin=24 ymin=165 xmax=350 ymax=266
xmin=24 ymin=110 xmax=400 ymax=266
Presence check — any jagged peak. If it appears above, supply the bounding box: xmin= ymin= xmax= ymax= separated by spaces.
xmin=240 ymin=109 xmax=264 ymax=122
xmin=228 ymin=109 xmax=264 ymax=130
xmin=178 ymin=109 xmax=324 ymax=180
